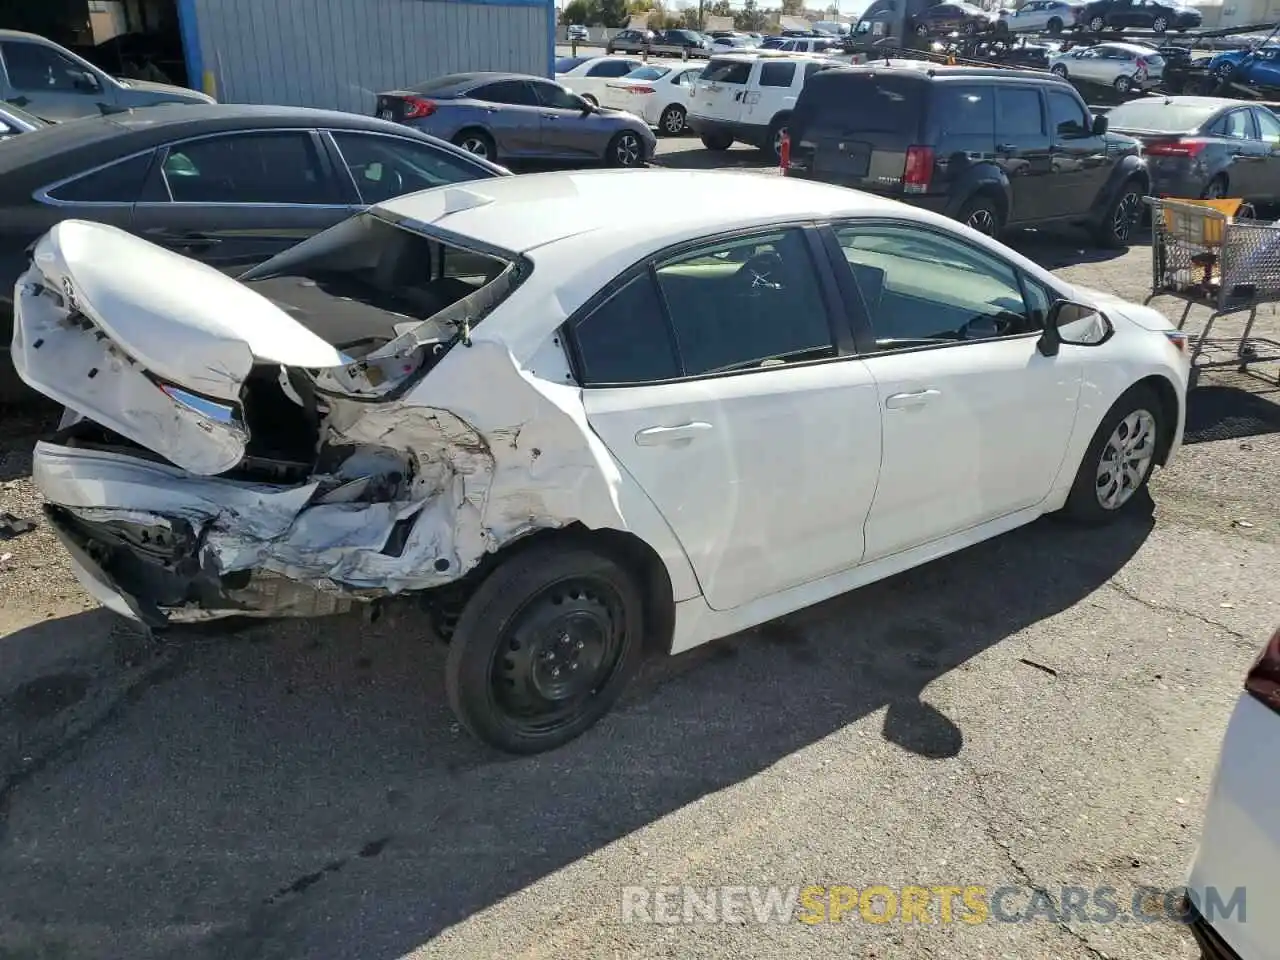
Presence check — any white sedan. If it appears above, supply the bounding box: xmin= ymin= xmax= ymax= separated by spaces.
xmin=1184 ymin=625 xmax=1279 ymax=960
xmin=13 ymin=170 xmax=1190 ymax=754
xmin=1048 ymin=42 xmax=1166 ymax=93
xmin=998 ymin=0 xmax=1083 ymax=33
xmin=554 ymin=54 xmax=650 ymax=105
xmin=597 ymin=62 xmax=705 ymax=135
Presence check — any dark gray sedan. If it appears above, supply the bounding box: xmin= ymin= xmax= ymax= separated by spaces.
xmin=1105 ymin=96 xmax=1280 ymax=203
xmin=375 ymin=72 xmax=657 ymax=168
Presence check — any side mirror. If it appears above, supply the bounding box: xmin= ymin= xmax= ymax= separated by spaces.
xmin=1038 ymin=300 xmax=1113 ymax=356
xmin=1092 ymin=114 xmax=1108 ymax=135
xmin=578 ymin=97 xmax=594 ymax=114
xmin=73 ymin=71 xmax=101 ymax=92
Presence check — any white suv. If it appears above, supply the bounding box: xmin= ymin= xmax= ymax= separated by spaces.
xmin=687 ymin=52 xmax=839 ymax=162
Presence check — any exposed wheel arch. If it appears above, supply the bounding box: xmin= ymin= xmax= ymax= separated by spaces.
xmin=1132 ymin=374 xmax=1181 ymax=466
xmin=424 ymin=522 xmax=677 ymax=655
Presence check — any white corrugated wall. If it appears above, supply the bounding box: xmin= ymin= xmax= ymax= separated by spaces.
xmin=189 ymin=0 xmax=551 ymax=114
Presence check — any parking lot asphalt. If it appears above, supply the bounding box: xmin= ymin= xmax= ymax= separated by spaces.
xmin=1 ymin=133 xmax=1279 ymax=960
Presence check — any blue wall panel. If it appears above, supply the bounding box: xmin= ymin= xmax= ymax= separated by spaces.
xmin=191 ymin=0 xmax=552 ymax=113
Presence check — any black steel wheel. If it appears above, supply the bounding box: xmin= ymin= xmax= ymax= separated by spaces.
xmin=444 ymin=544 xmax=645 ymax=754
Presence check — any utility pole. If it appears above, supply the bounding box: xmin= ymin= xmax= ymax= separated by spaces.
xmin=698 ymin=0 xmax=704 ymax=29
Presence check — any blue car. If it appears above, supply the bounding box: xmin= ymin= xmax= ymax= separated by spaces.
xmin=1207 ymin=45 xmax=1280 ymax=90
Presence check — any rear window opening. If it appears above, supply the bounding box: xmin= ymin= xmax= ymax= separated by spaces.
xmin=794 ymin=70 xmax=927 ymax=136
xmin=703 ymin=59 xmax=752 ymax=84
xmin=625 ymin=65 xmax=672 ymax=81
xmin=1104 ymin=100 xmax=1219 ymax=133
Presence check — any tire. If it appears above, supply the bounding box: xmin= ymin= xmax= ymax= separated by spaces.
xmin=700 ymin=131 xmax=733 ymax=151
xmin=606 ymin=45 xmax=615 ymax=54
xmin=580 ymin=93 xmax=598 ymax=107
xmin=452 ymin=129 xmax=496 ymax=161
xmin=962 ymin=20 xmax=977 ymax=34
xmin=1051 ymin=63 xmax=1069 ymax=78
xmin=1061 ymin=385 xmax=1163 ymax=525
xmin=606 ymin=129 xmax=646 ymax=167
xmin=1213 ymin=62 xmax=1235 ymax=83
xmin=1201 ymin=175 xmax=1226 ymax=200
xmin=1047 ymin=16 xmax=1063 ymax=32
xmin=1088 ymin=14 xmax=1105 ymax=30
xmin=958 ymin=194 xmax=1004 ymax=237
xmin=444 ymin=544 xmax=646 ymax=754
xmin=1093 ymin=179 xmax=1143 ymax=248
xmin=1152 ymin=15 xmax=1168 ymax=31
xmin=1114 ymin=74 xmax=1133 ymax=93
xmin=658 ymin=104 xmax=687 ymax=136
xmin=916 ymin=23 xmax=930 ymax=36
xmin=764 ymin=114 xmax=789 ymax=163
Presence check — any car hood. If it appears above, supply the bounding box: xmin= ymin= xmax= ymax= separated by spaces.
xmin=11 ymin=220 xmax=345 ymax=475
xmin=1069 ymin=284 xmax=1175 ymax=332
xmin=115 ymin=78 xmax=216 ymax=103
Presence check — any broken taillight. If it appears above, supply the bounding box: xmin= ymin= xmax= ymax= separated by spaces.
xmin=903 ymin=145 xmax=934 ymax=193
xmin=402 ymin=96 xmax=437 ymax=120
xmin=1244 ymin=626 xmax=1280 ymax=714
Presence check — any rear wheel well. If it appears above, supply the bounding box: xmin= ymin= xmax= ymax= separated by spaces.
xmin=1133 ymin=374 xmax=1180 ymax=465
xmin=421 ymin=523 xmax=677 ymax=654
xmin=961 ymin=185 xmax=1008 ymax=227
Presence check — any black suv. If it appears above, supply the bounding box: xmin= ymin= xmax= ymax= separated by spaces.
xmin=785 ymin=64 xmax=1149 ymax=247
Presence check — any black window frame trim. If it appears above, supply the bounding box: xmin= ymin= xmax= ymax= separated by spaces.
xmin=817 ymin=217 xmax=1066 ymax=358
xmin=37 ymin=146 xmax=162 ymax=207
xmin=562 ymin=221 xmax=855 ymax=389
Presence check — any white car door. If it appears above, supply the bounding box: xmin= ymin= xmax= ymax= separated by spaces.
xmin=825 ymin=221 xmax=1086 ymax=562
xmin=571 ymin=226 xmax=883 ymax=611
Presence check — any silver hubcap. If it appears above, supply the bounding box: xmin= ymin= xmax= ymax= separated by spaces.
xmin=1153 ymin=17 xmax=1166 ymax=29
xmin=664 ymin=109 xmax=684 ymax=133
xmin=967 ymin=208 xmax=996 ymax=234
xmin=462 ymin=138 xmax=489 ymax=158
xmin=616 ymin=134 xmax=640 ymax=166
xmin=1116 ymin=76 xmax=1130 ymax=91
xmin=1090 ymin=17 xmax=1103 ymax=29
xmin=1113 ymin=192 xmax=1140 ymax=240
xmin=1096 ymin=409 xmax=1157 ymax=510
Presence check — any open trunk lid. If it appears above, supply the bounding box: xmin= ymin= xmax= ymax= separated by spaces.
xmin=12 ymin=220 xmax=345 ymax=476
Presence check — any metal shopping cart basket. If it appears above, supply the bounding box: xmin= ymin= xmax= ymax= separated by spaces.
xmin=1145 ymin=196 xmax=1280 ymax=386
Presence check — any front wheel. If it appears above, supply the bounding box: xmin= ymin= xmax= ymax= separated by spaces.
xmin=1152 ymin=15 xmax=1168 ymax=31
xmin=607 ymin=130 xmax=646 ymax=167
xmin=1062 ymin=386 xmax=1164 ymax=525
xmin=1047 ymin=16 xmax=1063 ymax=32
xmin=444 ymin=544 xmax=646 ymax=754
xmin=1088 ymin=14 xmax=1105 ymax=30
xmin=452 ymin=129 xmax=496 ymax=161
xmin=1094 ymin=180 xmax=1143 ymax=248
xmin=1051 ymin=63 xmax=1069 ymax=78
xmin=1114 ymin=74 xmax=1133 ymax=93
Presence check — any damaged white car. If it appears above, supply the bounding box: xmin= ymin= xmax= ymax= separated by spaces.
xmin=14 ymin=169 xmax=1190 ymax=753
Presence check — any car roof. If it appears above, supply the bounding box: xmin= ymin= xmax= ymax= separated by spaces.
xmin=0 ymin=103 xmax=488 ymax=192
xmin=1116 ymin=95 xmax=1239 ymax=107
xmin=379 ymin=168 xmax=907 ymax=255
xmin=1095 ymin=41 xmax=1160 ymax=53
xmin=824 ymin=62 xmax=1062 ymax=83
xmin=0 ymin=29 xmax=52 ymax=42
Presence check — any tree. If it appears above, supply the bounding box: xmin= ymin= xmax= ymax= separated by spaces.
xmin=780 ymin=0 xmax=804 ymax=15
xmin=735 ymin=0 xmax=767 ymax=30
xmin=598 ymin=0 xmax=629 ymax=27
xmin=560 ymin=0 xmax=590 ymax=24
xmin=709 ymin=0 xmax=732 ymax=15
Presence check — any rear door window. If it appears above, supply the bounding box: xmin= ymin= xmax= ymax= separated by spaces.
xmin=586 ymin=60 xmax=635 ymax=78
xmin=159 ymin=132 xmax=339 ymax=205
xmin=995 ymin=86 xmax=1044 ymax=138
xmin=759 ymin=61 xmax=797 ymax=87
xmin=470 ymin=80 xmax=538 ymax=106
xmin=929 ymin=83 xmax=994 ymax=141
xmin=47 ymin=151 xmax=155 ymax=203
xmin=331 ymin=133 xmax=490 ymax=204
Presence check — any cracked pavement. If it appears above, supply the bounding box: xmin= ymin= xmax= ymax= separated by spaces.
xmin=1 ymin=147 xmax=1279 ymax=959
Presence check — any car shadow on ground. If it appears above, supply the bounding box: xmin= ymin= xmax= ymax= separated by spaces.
xmin=0 ymin=508 xmax=1155 ymax=959
xmin=1183 ymin=378 xmax=1280 ymax=444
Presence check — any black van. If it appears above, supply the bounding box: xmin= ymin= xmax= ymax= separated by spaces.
xmin=784 ymin=63 xmax=1151 ymax=247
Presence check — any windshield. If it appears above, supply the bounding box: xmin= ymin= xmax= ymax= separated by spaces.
xmin=556 ymin=56 xmax=592 ymax=72
xmin=1105 ymin=99 xmax=1220 ymax=132
xmin=625 ymin=65 xmax=672 ymax=80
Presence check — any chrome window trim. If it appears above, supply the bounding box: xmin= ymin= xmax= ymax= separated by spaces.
xmin=35 ymin=127 xmax=356 ymax=210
